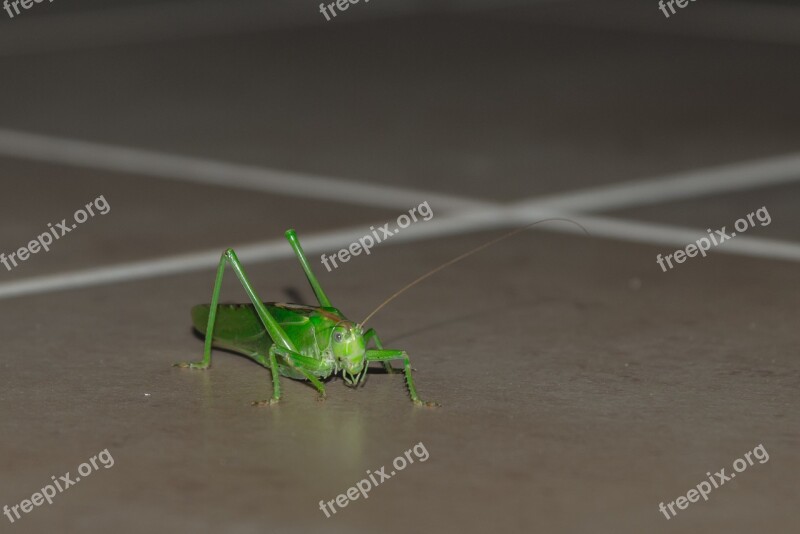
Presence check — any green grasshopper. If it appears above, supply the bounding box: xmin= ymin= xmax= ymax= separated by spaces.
xmin=175 ymin=229 xmax=438 ymax=406
xmin=176 ymin=220 xmax=587 ymax=407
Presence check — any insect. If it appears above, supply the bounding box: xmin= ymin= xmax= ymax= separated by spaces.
xmin=175 ymin=220 xmax=588 ymax=406
xmin=175 ymin=229 xmax=438 ymax=406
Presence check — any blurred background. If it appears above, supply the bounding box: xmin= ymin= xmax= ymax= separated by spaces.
xmin=0 ymin=1 xmax=798 ymax=533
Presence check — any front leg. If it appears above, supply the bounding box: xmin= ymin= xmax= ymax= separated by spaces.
xmin=363 ymin=328 xmax=394 ymax=374
xmin=366 ymin=349 xmax=439 ymax=407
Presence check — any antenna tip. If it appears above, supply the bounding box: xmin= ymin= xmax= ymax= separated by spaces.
xmin=285 ymin=229 xmax=297 ymax=241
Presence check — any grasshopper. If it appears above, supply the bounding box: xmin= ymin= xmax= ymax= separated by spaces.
xmin=175 ymin=229 xmax=438 ymax=406
xmin=176 ymin=219 xmax=588 ymax=407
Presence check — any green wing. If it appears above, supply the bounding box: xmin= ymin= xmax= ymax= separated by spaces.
xmin=191 ymin=304 xmax=273 ymax=358
xmin=191 ymin=303 xmax=341 ymax=359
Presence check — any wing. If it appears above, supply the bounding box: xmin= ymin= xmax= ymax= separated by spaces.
xmin=191 ymin=304 xmax=272 ymax=358
xmin=191 ymin=303 xmax=318 ymax=358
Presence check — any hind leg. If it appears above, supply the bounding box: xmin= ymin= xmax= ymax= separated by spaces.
xmin=176 ymin=249 xmax=299 ymax=405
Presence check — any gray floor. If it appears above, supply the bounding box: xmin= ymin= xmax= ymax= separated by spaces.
xmin=0 ymin=1 xmax=798 ymax=533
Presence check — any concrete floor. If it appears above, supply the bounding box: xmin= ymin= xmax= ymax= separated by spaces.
xmin=0 ymin=1 xmax=798 ymax=533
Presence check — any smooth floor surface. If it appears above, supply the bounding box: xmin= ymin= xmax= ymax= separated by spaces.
xmin=0 ymin=1 xmax=798 ymax=533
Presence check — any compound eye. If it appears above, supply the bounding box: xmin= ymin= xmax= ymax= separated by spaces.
xmin=334 ymin=332 xmax=343 ymax=343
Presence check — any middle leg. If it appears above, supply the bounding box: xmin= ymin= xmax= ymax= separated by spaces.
xmin=252 ymin=346 xmax=330 ymax=406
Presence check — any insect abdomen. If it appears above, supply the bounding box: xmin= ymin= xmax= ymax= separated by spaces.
xmin=191 ymin=303 xmax=328 ymax=364
xmin=191 ymin=304 xmax=267 ymax=340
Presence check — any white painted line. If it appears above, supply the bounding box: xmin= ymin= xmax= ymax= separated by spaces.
xmin=0 ymin=226 xmax=347 ymax=300
xmin=528 ymin=213 xmax=800 ymax=263
xmin=3 ymin=127 xmax=798 ymax=217
xmin=0 ymin=129 xmax=799 ymax=300
xmin=519 ymin=152 xmax=800 ymax=213
xmin=0 ymin=205 xmax=798 ymax=300
xmin=0 ymin=128 xmax=483 ymax=212
xmin=0 ymin=214 xmax=497 ymax=300
xmin=0 ymin=208 xmax=530 ymax=300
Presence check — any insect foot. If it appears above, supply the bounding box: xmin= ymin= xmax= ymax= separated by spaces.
xmin=414 ymin=400 xmax=441 ymax=408
xmin=173 ymin=361 xmax=210 ymax=370
xmin=251 ymin=398 xmax=280 ymax=407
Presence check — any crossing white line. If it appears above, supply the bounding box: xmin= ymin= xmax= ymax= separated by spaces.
xmin=3 ymin=128 xmax=799 ymax=215
xmin=519 ymin=152 xmax=800 ymax=213
xmin=533 ymin=213 xmax=800 ymax=263
xmin=0 ymin=128 xmax=798 ymax=300
xmin=0 ymin=204 xmax=797 ymax=300
xmin=0 ymin=210 xmax=508 ymax=300
xmin=0 ymin=128 xmax=484 ymax=212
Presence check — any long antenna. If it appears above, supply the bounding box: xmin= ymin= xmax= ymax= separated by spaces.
xmin=360 ymin=217 xmax=590 ymax=327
